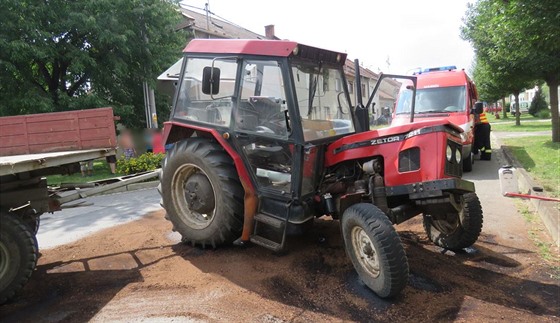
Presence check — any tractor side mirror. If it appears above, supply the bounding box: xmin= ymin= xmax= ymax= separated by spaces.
xmin=202 ymin=66 xmax=220 ymax=95
xmin=473 ymin=102 xmax=483 ymax=114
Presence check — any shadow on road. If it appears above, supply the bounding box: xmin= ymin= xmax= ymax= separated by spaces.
xmin=0 ymin=245 xmax=175 ymax=323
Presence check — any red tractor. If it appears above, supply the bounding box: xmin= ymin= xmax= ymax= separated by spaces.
xmin=160 ymin=39 xmax=483 ymax=298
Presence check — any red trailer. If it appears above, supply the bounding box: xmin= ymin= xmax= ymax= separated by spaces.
xmin=0 ymin=107 xmax=116 ymax=156
xmin=0 ymin=108 xmax=158 ymax=304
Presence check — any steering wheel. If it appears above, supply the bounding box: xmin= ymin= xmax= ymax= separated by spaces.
xmin=444 ymin=106 xmax=460 ymax=112
xmin=256 ymin=126 xmax=275 ymax=134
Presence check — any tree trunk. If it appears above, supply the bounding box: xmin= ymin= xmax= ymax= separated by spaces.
xmin=546 ymin=79 xmax=559 ymax=142
xmin=514 ymin=91 xmax=520 ymax=126
xmin=502 ymin=97 xmax=507 ymax=119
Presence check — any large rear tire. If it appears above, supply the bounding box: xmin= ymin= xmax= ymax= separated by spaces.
xmin=160 ymin=139 xmax=244 ymax=247
xmin=423 ymin=193 xmax=483 ymax=251
xmin=342 ymin=203 xmax=409 ymax=298
xmin=0 ymin=212 xmax=38 ymax=304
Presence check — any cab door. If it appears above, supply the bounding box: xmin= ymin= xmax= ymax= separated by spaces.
xmin=232 ymin=59 xmax=298 ymax=200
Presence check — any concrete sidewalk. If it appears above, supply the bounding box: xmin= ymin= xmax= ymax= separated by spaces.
xmin=491 ymin=131 xmax=559 ymax=247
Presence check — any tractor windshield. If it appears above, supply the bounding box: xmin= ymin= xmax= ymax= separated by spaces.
xmin=291 ymin=62 xmax=354 ymax=141
xmin=173 ymin=57 xmax=238 ymax=127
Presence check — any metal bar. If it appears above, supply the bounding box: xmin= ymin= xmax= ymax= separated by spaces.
xmin=57 ymin=170 xmax=160 ymax=205
xmin=354 ymin=59 xmax=363 ymax=106
xmin=505 ymin=192 xmax=560 ymax=202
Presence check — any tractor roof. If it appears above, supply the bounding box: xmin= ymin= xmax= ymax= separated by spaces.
xmin=183 ymin=39 xmax=347 ymax=65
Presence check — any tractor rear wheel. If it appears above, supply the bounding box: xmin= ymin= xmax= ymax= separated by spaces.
xmin=160 ymin=139 xmax=244 ymax=247
xmin=342 ymin=203 xmax=409 ymax=298
xmin=0 ymin=212 xmax=38 ymax=304
xmin=423 ymin=193 xmax=483 ymax=251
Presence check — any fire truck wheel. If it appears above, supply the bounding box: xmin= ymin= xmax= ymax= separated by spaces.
xmin=0 ymin=212 xmax=38 ymax=304
xmin=160 ymin=139 xmax=244 ymax=248
xmin=423 ymin=193 xmax=483 ymax=251
xmin=342 ymin=203 xmax=409 ymax=298
xmin=463 ymin=153 xmax=473 ymax=172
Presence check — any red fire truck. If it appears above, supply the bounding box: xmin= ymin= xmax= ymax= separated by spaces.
xmin=391 ymin=66 xmax=490 ymax=171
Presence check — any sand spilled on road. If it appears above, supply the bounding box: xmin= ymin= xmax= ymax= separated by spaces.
xmin=1 ymin=211 xmax=558 ymax=322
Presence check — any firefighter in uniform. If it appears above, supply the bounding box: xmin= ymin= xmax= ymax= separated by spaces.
xmin=474 ymin=111 xmax=491 ymax=160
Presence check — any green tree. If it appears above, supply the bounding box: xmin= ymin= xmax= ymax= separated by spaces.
xmin=0 ymin=0 xmax=186 ymax=128
xmin=470 ymin=57 xmax=531 ymax=124
xmin=529 ymin=86 xmax=548 ymax=116
xmin=462 ymin=0 xmax=560 ymax=140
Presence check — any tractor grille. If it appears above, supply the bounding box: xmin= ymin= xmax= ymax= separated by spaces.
xmin=398 ymin=147 xmax=420 ymax=172
xmin=445 ymin=140 xmax=463 ymax=177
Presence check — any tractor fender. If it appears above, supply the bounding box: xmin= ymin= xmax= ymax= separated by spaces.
xmin=162 ymin=121 xmax=255 ymax=195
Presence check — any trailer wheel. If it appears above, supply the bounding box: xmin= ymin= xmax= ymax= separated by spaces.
xmin=160 ymin=139 xmax=244 ymax=247
xmin=342 ymin=203 xmax=409 ymax=298
xmin=23 ymin=215 xmax=40 ymax=235
xmin=0 ymin=212 xmax=38 ymax=304
xmin=423 ymin=193 xmax=483 ymax=251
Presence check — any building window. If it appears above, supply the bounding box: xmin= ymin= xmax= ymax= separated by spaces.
xmin=348 ymin=81 xmax=354 ymax=94
xmin=335 ymin=78 xmax=341 ymax=92
xmin=361 ymin=84 xmax=366 ymax=97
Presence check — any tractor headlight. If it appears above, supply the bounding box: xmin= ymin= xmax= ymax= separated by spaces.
xmin=446 ymin=145 xmax=453 ymax=161
xmin=455 ymin=148 xmax=462 ymax=163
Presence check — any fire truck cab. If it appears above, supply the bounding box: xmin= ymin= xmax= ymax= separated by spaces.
xmin=391 ymin=66 xmax=485 ymax=171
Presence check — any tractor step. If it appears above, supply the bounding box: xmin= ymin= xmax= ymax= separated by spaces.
xmin=254 ymin=212 xmax=284 ymax=229
xmin=250 ymin=235 xmax=283 ymax=252
xmin=251 ymin=212 xmax=288 ymax=252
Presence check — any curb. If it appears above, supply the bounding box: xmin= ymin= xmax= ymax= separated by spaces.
xmin=496 ymin=135 xmax=560 ymax=247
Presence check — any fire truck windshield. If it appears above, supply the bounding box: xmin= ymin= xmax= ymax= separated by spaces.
xmin=396 ymin=85 xmax=466 ymax=114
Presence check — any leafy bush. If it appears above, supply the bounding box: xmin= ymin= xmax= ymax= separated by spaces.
xmin=116 ymin=152 xmax=165 ymax=175
xmin=529 ymin=89 xmax=548 ymax=116
xmin=536 ymin=109 xmax=551 ymax=119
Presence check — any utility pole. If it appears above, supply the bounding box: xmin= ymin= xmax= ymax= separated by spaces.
xmin=140 ymin=2 xmax=157 ymax=129
xmin=205 ymin=2 xmax=210 ymax=38
xmin=143 ymin=82 xmax=157 ymax=128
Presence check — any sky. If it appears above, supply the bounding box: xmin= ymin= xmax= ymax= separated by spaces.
xmin=181 ymin=0 xmax=475 ymax=75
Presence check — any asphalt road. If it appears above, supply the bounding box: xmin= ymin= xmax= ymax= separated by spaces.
xmin=37 ymin=188 xmax=162 ymax=249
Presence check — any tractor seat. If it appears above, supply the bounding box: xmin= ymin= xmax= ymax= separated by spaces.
xmin=244 ymin=144 xmax=283 ymax=158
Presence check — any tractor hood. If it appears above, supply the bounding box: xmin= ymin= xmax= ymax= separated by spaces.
xmin=325 ymin=119 xmax=463 ymax=167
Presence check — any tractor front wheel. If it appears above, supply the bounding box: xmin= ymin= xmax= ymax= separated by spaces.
xmin=423 ymin=193 xmax=483 ymax=251
xmin=160 ymin=139 xmax=244 ymax=248
xmin=342 ymin=203 xmax=409 ymax=298
xmin=0 ymin=212 xmax=38 ymax=304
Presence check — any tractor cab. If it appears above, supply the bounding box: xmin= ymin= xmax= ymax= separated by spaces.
xmin=166 ymin=40 xmax=359 ymax=235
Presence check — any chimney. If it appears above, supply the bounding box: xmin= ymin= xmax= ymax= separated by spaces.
xmin=265 ymin=25 xmax=275 ymax=39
